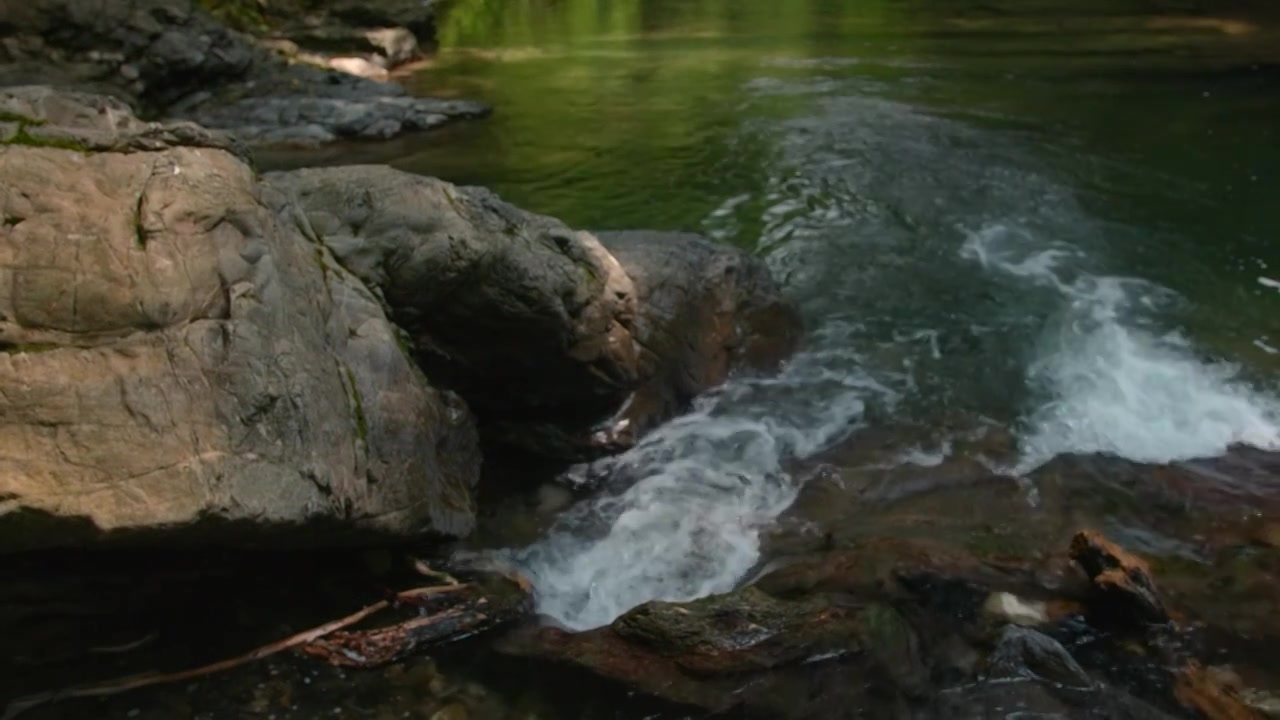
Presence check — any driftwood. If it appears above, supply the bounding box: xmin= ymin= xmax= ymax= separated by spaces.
xmin=2 ymin=578 xmax=528 ymax=720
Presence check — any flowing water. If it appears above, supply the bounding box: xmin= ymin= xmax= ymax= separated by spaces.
xmin=268 ymin=0 xmax=1280 ymax=631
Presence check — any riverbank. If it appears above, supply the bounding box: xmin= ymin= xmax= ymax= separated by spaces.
xmin=0 ymin=0 xmax=489 ymax=146
xmin=0 ymin=80 xmax=800 ymax=715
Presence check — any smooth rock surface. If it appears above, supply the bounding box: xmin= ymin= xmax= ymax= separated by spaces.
xmin=264 ymin=165 xmax=641 ymax=458
xmin=266 ymin=169 xmax=803 ymax=460
xmin=0 ymin=90 xmax=480 ymax=550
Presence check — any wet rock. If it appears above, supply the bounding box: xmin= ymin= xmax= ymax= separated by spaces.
xmin=594 ymin=230 xmax=802 ymax=445
xmin=0 ymin=0 xmax=487 ymax=146
xmin=1070 ymin=530 xmax=1169 ymax=625
xmin=755 ymin=537 xmax=1035 ymax=609
xmin=1174 ymin=662 xmax=1265 ymax=720
xmin=935 ymin=678 xmax=1182 ymax=719
xmin=175 ymin=71 xmax=488 ymax=147
xmin=498 ymin=586 xmax=865 ymax=713
xmin=987 ymin=625 xmax=1094 ymax=689
xmin=855 ymin=602 xmax=929 ymax=693
xmin=611 ymin=587 xmax=862 ymax=675
xmin=0 ymin=90 xmax=480 ymax=551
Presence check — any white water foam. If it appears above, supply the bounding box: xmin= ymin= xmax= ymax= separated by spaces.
xmin=962 ymin=222 xmax=1280 ymax=472
xmin=502 ymin=347 xmax=893 ymax=630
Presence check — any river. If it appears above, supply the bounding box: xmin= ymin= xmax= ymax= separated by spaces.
xmin=276 ymin=0 xmax=1279 ymax=633
xmin=247 ymin=0 xmax=1280 ymax=714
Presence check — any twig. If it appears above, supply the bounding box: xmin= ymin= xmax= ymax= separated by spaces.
xmin=89 ymin=632 xmax=158 ymax=655
xmin=2 ymin=599 xmax=391 ymax=720
xmin=410 ymin=558 xmax=460 ymax=586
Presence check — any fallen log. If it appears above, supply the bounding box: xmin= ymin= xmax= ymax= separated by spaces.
xmin=302 ymin=607 xmax=490 ymax=667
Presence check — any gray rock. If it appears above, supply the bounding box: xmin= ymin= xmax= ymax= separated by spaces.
xmin=189 ymin=93 xmax=487 ymax=147
xmin=0 ymin=0 xmax=487 ymax=147
xmin=594 ymin=230 xmax=802 ymax=443
xmin=0 ymin=90 xmax=480 ymax=551
xmin=264 ymin=165 xmax=641 ymax=457
xmin=0 ymin=0 xmax=256 ymax=109
xmin=0 ymin=85 xmax=243 ymax=156
xmin=987 ymin=625 xmax=1094 ymax=689
xmin=263 ymin=168 xmax=805 ymax=460
xmin=266 ymin=168 xmax=803 ymax=462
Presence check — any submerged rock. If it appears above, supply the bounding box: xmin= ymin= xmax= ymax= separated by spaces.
xmin=987 ymin=625 xmax=1093 ymax=689
xmin=498 ymin=586 xmax=866 ymax=713
xmin=493 ymin=447 xmax=1280 ymax=718
xmin=0 ymin=89 xmax=479 ymax=551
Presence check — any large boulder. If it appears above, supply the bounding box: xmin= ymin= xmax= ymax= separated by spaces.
xmin=0 ymin=0 xmax=487 ymax=146
xmin=0 ymin=88 xmax=480 ymax=551
xmin=265 ymin=168 xmax=802 ymax=460
xmin=264 ymin=165 xmax=642 ymax=458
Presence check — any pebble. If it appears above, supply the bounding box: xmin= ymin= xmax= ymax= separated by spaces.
xmin=982 ymin=591 xmax=1049 ymax=626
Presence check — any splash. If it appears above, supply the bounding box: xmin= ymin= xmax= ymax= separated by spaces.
xmin=504 ymin=347 xmax=892 ymax=630
xmin=963 ymin=222 xmax=1280 ymax=472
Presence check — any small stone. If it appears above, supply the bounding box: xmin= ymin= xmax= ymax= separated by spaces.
xmin=1069 ymin=530 xmax=1167 ymax=624
xmin=987 ymin=625 xmax=1093 ymax=689
xmin=982 ymin=592 xmax=1048 ymax=626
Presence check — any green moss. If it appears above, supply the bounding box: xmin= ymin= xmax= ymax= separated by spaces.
xmin=0 ymin=111 xmax=42 ymax=125
xmin=198 ymin=0 xmax=270 ymax=33
xmin=343 ymin=366 xmax=369 ymax=445
xmin=393 ymin=327 xmax=416 ymax=359
xmin=312 ymin=245 xmax=336 ymax=302
xmin=2 ymin=125 xmax=89 ymax=152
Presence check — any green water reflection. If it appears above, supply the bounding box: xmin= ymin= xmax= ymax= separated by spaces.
xmin=386 ymin=0 xmax=1272 ymax=249
xmin=258 ymin=0 xmax=1280 ymax=369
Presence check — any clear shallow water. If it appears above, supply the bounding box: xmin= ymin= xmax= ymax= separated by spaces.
xmin=274 ymin=0 xmax=1280 ymax=629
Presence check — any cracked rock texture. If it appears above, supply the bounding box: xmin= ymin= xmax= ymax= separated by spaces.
xmin=0 ymin=90 xmax=480 ymax=551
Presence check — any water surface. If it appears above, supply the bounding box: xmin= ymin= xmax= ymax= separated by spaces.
xmin=270 ymin=0 xmax=1280 ymax=630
